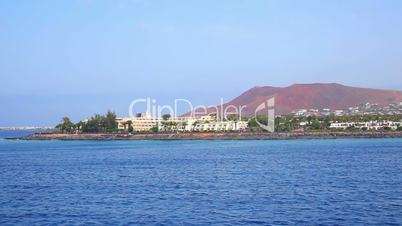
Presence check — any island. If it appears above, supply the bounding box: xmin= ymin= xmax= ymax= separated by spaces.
xmin=8 ymin=108 xmax=402 ymax=141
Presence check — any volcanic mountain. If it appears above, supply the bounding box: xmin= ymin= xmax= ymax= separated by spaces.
xmin=190 ymin=83 xmax=402 ymax=116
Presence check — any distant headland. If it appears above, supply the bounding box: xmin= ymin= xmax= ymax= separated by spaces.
xmin=0 ymin=127 xmax=53 ymax=131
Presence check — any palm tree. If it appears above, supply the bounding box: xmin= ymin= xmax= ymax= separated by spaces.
xmin=127 ymin=120 xmax=133 ymax=132
xmin=192 ymin=120 xmax=200 ymax=131
xmin=162 ymin=114 xmax=171 ymax=121
xmin=55 ymin=117 xmax=74 ymax=133
xmin=170 ymin=121 xmax=178 ymax=131
xmin=161 ymin=114 xmax=171 ymax=132
xmin=181 ymin=121 xmax=188 ymax=131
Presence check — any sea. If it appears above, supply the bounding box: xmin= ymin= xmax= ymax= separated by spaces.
xmin=0 ymin=130 xmax=401 ymax=225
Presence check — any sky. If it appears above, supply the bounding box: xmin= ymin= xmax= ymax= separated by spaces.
xmin=1 ymin=0 xmax=402 ymax=126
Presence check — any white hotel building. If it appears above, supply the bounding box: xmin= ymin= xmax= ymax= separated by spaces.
xmin=117 ymin=112 xmax=248 ymax=132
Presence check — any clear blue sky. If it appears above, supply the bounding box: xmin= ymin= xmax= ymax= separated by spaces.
xmin=1 ymin=0 xmax=402 ymax=126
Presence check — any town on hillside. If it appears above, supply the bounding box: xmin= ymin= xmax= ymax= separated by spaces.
xmin=292 ymin=102 xmax=402 ymax=117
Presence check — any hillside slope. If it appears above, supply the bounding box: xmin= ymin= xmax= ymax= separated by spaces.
xmin=189 ymin=83 xmax=402 ymax=116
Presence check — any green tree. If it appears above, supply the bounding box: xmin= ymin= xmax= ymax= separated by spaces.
xmin=128 ymin=124 xmax=134 ymax=133
xmin=55 ymin=117 xmax=74 ymax=133
xmin=311 ymin=119 xmax=321 ymax=130
xmin=74 ymin=121 xmax=85 ymax=132
xmin=162 ymin=114 xmax=171 ymax=121
xmin=247 ymin=116 xmax=270 ymax=132
xmin=126 ymin=120 xmax=133 ymax=132
xmin=82 ymin=114 xmax=103 ymax=132
xmin=192 ymin=120 xmax=200 ymax=131
xmin=226 ymin=114 xmax=239 ymax=121
xmin=247 ymin=117 xmax=258 ymax=128
xmin=307 ymin=116 xmax=313 ymax=125
xmin=274 ymin=116 xmax=291 ymax=132
xmin=323 ymin=116 xmax=331 ymax=129
xmin=150 ymin=125 xmax=159 ymax=133
xmin=181 ymin=121 xmax=188 ymax=131
xmin=80 ymin=111 xmax=118 ymax=133
xmin=105 ymin=111 xmax=118 ymax=131
xmin=160 ymin=114 xmax=173 ymax=131
xmin=168 ymin=121 xmax=179 ymax=131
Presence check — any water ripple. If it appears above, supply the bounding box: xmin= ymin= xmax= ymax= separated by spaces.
xmin=0 ymin=138 xmax=402 ymax=225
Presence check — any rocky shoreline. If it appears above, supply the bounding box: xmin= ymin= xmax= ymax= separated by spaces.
xmin=7 ymin=131 xmax=402 ymax=141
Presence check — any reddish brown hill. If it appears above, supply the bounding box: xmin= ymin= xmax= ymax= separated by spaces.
xmin=188 ymin=83 xmax=402 ymax=116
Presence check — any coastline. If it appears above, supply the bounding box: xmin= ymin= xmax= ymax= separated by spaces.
xmin=7 ymin=131 xmax=402 ymax=141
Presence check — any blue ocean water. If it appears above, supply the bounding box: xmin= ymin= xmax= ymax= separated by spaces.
xmin=0 ymin=131 xmax=401 ymax=225
xmin=0 ymin=130 xmax=44 ymax=139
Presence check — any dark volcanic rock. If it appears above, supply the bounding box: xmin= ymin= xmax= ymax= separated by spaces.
xmin=12 ymin=131 xmax=402 ymax=141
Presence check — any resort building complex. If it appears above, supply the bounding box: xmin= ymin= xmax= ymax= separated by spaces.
xmin=117 ymin=112 xmax=248 ymax=132
xmin=117 ymin=112 xmax=159 ymax=132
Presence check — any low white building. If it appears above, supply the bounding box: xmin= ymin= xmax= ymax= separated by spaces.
xmin=334 ymin=110 xmax=344 ymax=116
xmin=295 ymin=109 xmax=307 ymax=116
xmin=192 ymin=121 xmax=248 ymax=132
xmin=330 ymin=120 xmax=401 ymax=130
xmin=117 ymin=112 xmax=160 ymax=131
